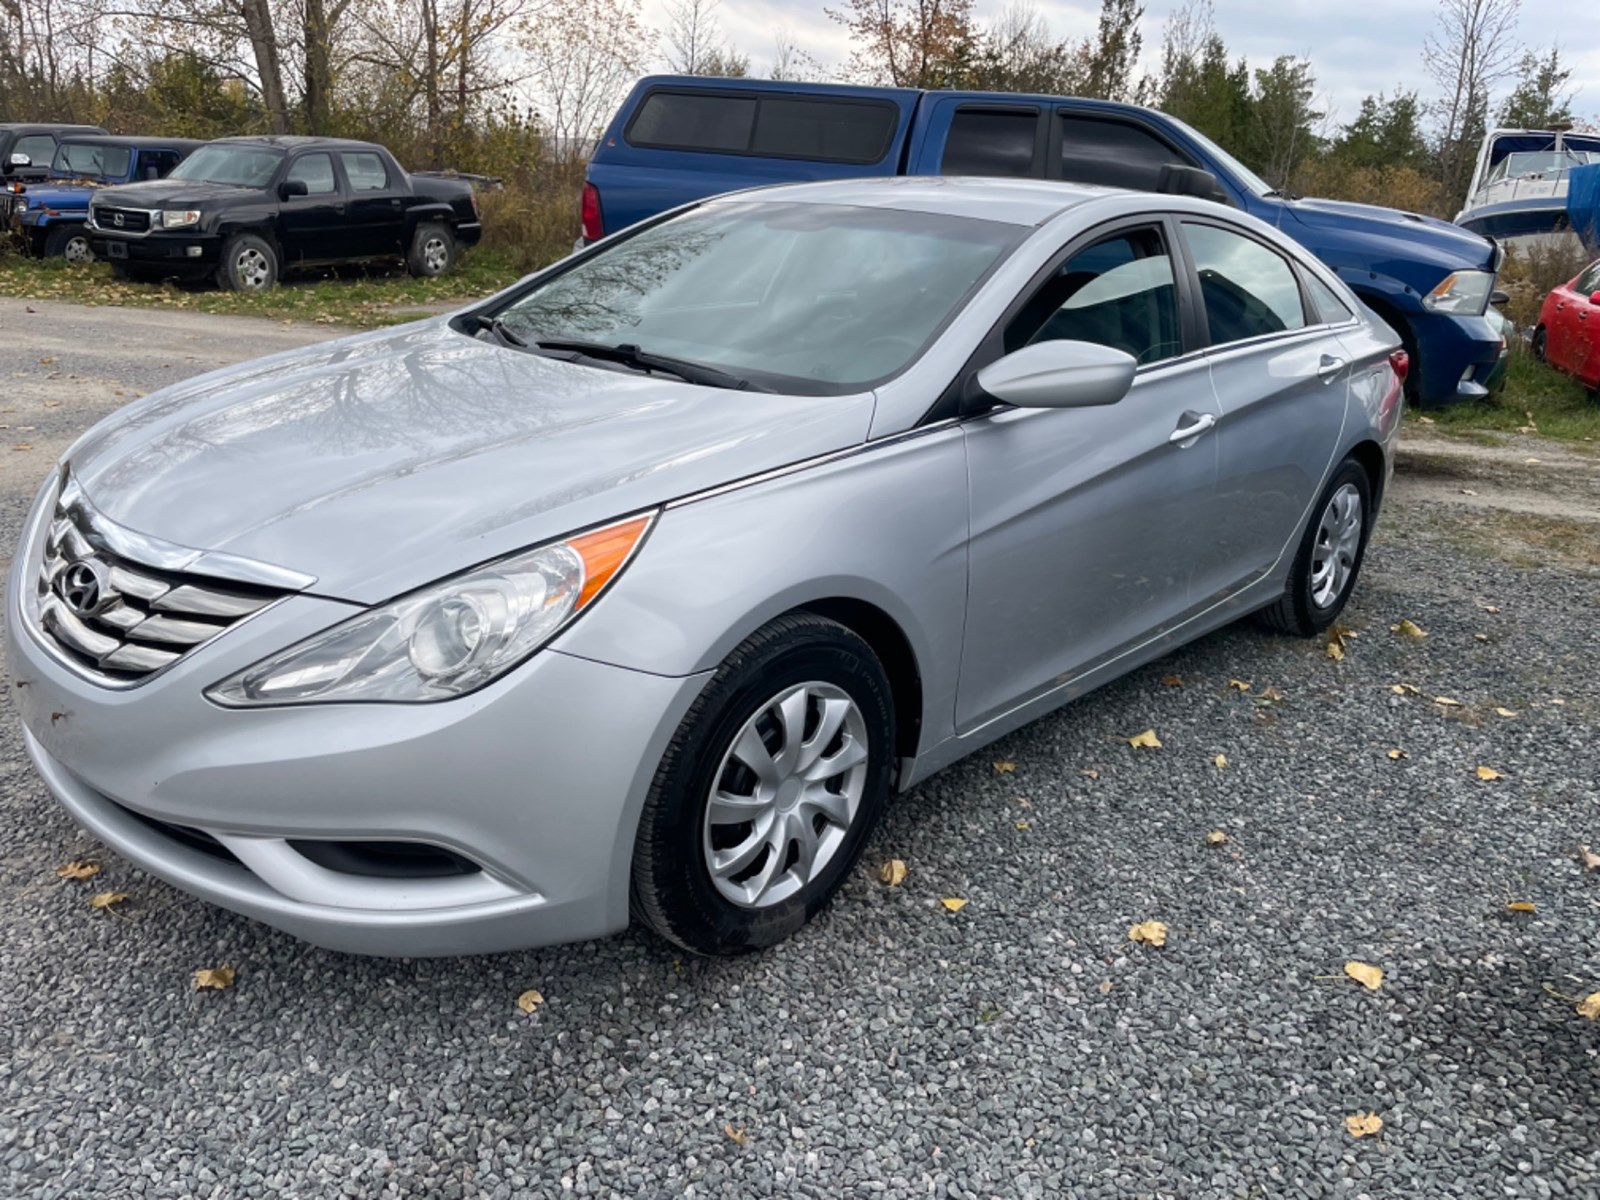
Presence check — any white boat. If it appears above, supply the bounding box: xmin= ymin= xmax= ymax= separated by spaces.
xmin=1455 ymin=126 xmax=1600 ymax=250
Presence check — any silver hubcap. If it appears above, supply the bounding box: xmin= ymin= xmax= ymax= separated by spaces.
xmin=422 ymin=237 xmax=447 ymax=273
xmin=702 ymin=681 xmax=870 ymax=909
xmin=236 ymin=247 xmax=271 ymax=290
xmin=63 ymin=236 xmax=93 ymax=264
xmin=1310 ymin=482 xmax=1363 ymax=609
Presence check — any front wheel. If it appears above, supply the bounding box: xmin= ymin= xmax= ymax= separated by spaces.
xmin=217 ymin=233 xmax=278 ymax=292
xmin=1255 ymin=458 xmax=1374 ymax=637
xmin=1531 ymin=326 xmax=1547 ymax=362
xmin=631 ymin=613 xmax=895 ymax=955
xmin=43 ymin=225 xmax=94 ymax=263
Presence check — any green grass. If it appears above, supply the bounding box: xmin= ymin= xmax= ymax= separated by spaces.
xmin=1422 ymin=351 xmax=1600 ymax=445
xmin=0 ymin=247 xmax=526 ymax=328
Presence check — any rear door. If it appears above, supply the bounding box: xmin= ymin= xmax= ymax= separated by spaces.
xmin=587 ymin=82 xmax=915 ymax=236
xmin=916 ymin=97 xmax=1047 ymax=178
xmin=1179 ymin=218 xmax=1351 ymax=604
xmin=339 ymin=150 xmax=407 ymax=257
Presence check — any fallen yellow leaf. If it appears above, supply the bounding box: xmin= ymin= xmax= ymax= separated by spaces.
xmin=1160 ymin=674 xmax=1183 ymax=688
xmin=1128 ymin=920 xmax=1168 ymax=947
xmin=940 ymin=897 xmax=968 ymax=913
xmin=1344 ymin=961 xmax=1384 ymax=991
xmin=1260 ymin=687 xmax=1286 ymax=702
xmin=1391 ymin=619 xmax=1427 ymax=639
xmin=516 ymin=989 xmax=545 ymax=1013
xmin=1475 ymin=765 xmax=1504 ymax=781
xmin=1493 ymin=707 xmax=1517 ymax=718
xmin=193 ymin=966 xmax=235 ymax=991
xmin=1578 ymin=993 xmax=1600 ymax=1020
xmin=1097 ymin=979 xmax=1114 ymax=994
xmin=1481 ymin=604 xmax=1501 ymax=613
xmin=1015 ymin=819 xmax=1030 ymax=830
xmin=1212 ymin=754 xmax=1228 ymax=770
xmin=992 ymin=760 xmax=1016 ymax=774
xmin=1126 ymin=729 xmax=1162 ymax=749
xmin=1205 ymin=830 xmax=1227 ymax=845
xmin=1434 ymin=696 xmax=1462 ymax=707
xmin=55 ymin=859 xmax=101 ymax=880
xmin=1506 ymin=900 xmax=1535 ymax=914
xmin=724 ymin=1123 xmax=748 ymax=1146
xmin=1387 ymin=749 xmax=1407 ymax=760
xmin=1390 ymin=683 xmax=1421 ymax=696
xmin=878 ymin=859 xmax=908 ymax=887
xmin=1227 ymin=679 xmax=1251 ymax=691
xmin=1580 ymin=845 xmax=1600 ymax=871
xmin=1079 ymin=768 xmax=1100 ymax=780
xmin=1474 ymin=633 xmax=1489 ymax=642
xmin=1345 ymin=1112 xmax=1383 ymax=1138
xmin=88 ymin=891 xmax=128 ymax=911
xmin=1326 ymin=640 xmax=1345 ymax=662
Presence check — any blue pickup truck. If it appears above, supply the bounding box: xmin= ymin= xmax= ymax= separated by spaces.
xmin=6 ymin=134 xmax=201 ymax=260
xmin=585 ymin=76 xmax=1504 ymax=407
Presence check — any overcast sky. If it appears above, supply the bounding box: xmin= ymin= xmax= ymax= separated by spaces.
xmin=642 ymin=0 xmax=1600 ymax=132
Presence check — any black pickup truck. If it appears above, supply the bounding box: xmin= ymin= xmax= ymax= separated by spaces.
xmin=85 ymin=135 xmax=482 ymax=290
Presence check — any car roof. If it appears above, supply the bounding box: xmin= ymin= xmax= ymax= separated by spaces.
xmin=712 ymin=176 xmax=1114 ymax=227
xmin=209 ymin=135 xmax=383 ymax=152
xmin=56 ymin=135 xmax=205 ymax=150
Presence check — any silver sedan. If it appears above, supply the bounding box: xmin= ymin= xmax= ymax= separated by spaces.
xmin=8 ymin=178 xmax=1405 ymax=956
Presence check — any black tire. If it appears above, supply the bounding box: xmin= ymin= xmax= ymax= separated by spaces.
xmin=1531 ymin=326 xmax=1547 ymax=361
xmin=630 ymin=613 xmax=896 ymax=956
xmin=43 ymin=225 xmax=94 ymax=263
xmin=407 ymin=222 xmax=456 ymax=277
xmin=1256 ymin=457 xmax=1374 ymax=637
xmin=217 ymin=233 xmax=278 ymax=292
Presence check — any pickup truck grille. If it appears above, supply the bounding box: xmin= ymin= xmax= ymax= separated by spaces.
xmin=35 ymin=496 xmax=286 ymax=684
xmin=93 ymin=206 xmax=150 ymax=232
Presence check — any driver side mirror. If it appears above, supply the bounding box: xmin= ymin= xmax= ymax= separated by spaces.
xmin=975 ymin=340 xmax=1137 ymax=410
xmin=1490 ymin=289 xmax=1509 ymax=307
xmin=278 ymin=178 xmax=309 ymax=200
xmin=8 ymin=153 xmax=30 ymax=167
xmin=1590 ymin=291 xmax=1600 ymax=307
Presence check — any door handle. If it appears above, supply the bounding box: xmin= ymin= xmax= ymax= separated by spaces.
xmin=1169 ymin=412 xmax=1217 ymax=444
xmin=1317 ymin=353 xmax=1346 ymax=381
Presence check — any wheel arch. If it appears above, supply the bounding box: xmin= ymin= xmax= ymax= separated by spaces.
xmin=792 ymin=597 xmax=924 ymax=769
xmin=1346 ymin=438 xmax=1387 ymax=515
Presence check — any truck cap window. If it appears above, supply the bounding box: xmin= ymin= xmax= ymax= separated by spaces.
xmin=627 ymin=91 xmax=897 ymax=164
xmin=941 ymin=109 xmax=1039 ymax=178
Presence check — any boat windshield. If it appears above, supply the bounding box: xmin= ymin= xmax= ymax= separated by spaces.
xmin=1487 ymin=150 xmax=1600 ymax=185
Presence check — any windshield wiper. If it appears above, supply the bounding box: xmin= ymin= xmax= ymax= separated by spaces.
xmin=525 ymin=335 xmax=772 ymax=392
xmin=475 ymin=314 xmax=529 ymax=348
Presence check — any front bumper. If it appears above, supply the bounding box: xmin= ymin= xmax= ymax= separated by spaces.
xmin=1410 ymin=310 xmax=1503 ymax=407
xmin=89 ymin=229 xmax=222 ymax=270
xmin=8 ymin=488 xmax=709 ymax=955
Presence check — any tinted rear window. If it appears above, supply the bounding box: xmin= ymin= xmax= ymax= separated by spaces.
xmin=941 ymin=109 xmax=1039 ymax=177
xmin=627 ymin=91 xmax=896 ymax=164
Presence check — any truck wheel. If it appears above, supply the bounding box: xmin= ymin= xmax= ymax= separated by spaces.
xmin=43 ymin=226 xmax=95 ymax=263
xmin=407 ymin=223 xmax=456 ymax=277
xmin=218 ymin=234 xmax=279 ymax=292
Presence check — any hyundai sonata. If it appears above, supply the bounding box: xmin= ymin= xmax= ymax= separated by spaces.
xmin=9 ymin=177 xmax=1405 ymax=955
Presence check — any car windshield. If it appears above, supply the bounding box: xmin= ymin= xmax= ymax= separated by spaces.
xmin=1159 ymin=114 xmax=1274 ymax=197
xmin=492 ymin=200 xmax=1023 ymax=394
xmin=166 ymin=144 xmax=284 ymax=187
xmin=1488 ymin=150 xmax=1600 ymax=183
xmin=51 ymin=142 xmax=131 ymax=180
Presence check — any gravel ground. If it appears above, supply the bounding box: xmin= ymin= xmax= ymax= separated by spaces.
xmin=1 ymin=301 xmax=1598 ymax=1199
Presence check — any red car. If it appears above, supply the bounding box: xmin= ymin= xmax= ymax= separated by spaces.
xmin=1535 ymin=257 xmax=1600 ymax=394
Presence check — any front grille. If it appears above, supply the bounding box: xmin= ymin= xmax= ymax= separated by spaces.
xmin=1 ymin=194 xmax=14 ymax=220
xmin=94 ymin=206 xmax=149 ymax=232
xmin=35 ymin=491 xmax=286 ymax=684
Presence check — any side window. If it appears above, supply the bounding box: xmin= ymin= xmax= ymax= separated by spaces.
xmin=628 ymin=93 xmax=758 ymax=153
xmin=941 ymin=109 xmax=1039 ymax=178
xmin=1305 ymin=273 xmax=1354 ymax=324
xmin=14 ymin=134 xmax=55 ymax=164
xmin=139 ymin=150 xmax=179 ymax=179
xmin=341 ymin=151 xmax=390 ymax=191
xmin=1184 ymin=222 xmax=1307 ymax=345
xmin=625 ymin=92 xmax=896 ymax=164
xmin=1058 ymin=116 xmax=1185 ymax=191
xmin=1005 ymin=225 xmax=1183 ymax=366
xmin=287 ymin=153 xmax=337 ymax=195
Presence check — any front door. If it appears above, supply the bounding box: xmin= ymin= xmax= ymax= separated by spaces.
xmin=1566 ymin=260 xmax=1600 ymax=386
xmin=1179 ymin=219 xmax=1351 ymax=603
xmin=338 ymin=150 xmax=407 ymax=258
xmin=957 ymin=220 xmax=1220 ymax=731
xmin=277 ymin=152 xmax=345 ymax=263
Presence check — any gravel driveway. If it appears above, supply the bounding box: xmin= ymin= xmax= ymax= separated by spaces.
xmin=1 ymin=299 xmax=1597 ymax=1200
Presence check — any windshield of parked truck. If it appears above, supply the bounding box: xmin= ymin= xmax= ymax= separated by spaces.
xmin=493 ymin=200 xmax=1023 ymax=394
xmin=51 ymin=142 xmax=132 ymax=180
xmin=166 ymin=145 xmax=284 ymax=187
xmin=1160 ymin=114 xmax=1274 ymax=197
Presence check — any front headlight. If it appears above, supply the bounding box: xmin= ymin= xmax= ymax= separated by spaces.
xmin=1421 ymin=270 xmax=1494 ymax=317
xmin=207 ymin=513 xmax=654 ymax=706
xmin=160 ymin=209 xmax=202 ymax=229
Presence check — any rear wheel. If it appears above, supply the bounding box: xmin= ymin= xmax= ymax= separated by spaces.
xmin=43 ymin=225 xmax=94 ymax=263
xmin=1531 ymin=326 xmax=1547 ymax=361
xmin=631 ymin=613 xmax=895 ymax=955
xmin=1256 ymin=458 xmax=1374 ymax=637
xmin=407 ymin=222 xmax=456 ymax=277
xmin=217 ymin=233 xmax=278 ymax=292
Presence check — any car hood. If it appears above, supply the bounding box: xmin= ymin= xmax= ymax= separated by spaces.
xmin=91 ymin=178 xmax=264 ymax=209
xmin=25 ymin=179 xmax=99 ymax=207
xmin=65 ymin=320 xmax=875 ymax=604
xmin=1285 ymin=196 xmax=1497 ymax=270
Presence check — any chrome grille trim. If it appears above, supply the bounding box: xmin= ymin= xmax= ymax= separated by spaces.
xmin=26 ymin=475 xmax=311 ymax=688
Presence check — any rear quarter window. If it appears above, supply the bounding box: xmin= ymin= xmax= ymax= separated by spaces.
xmin=626 ymin=91 xmax=897 ymax=164
xmin=940 ymin=109 xmax=1040 ymax=178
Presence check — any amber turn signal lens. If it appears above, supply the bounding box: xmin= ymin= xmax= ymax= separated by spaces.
xmin=568 ymin=514 xmax=653 ymax=609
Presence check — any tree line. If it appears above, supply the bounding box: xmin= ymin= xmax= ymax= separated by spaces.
xmin=0 ymin=0 xmax=1586 ymax=213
